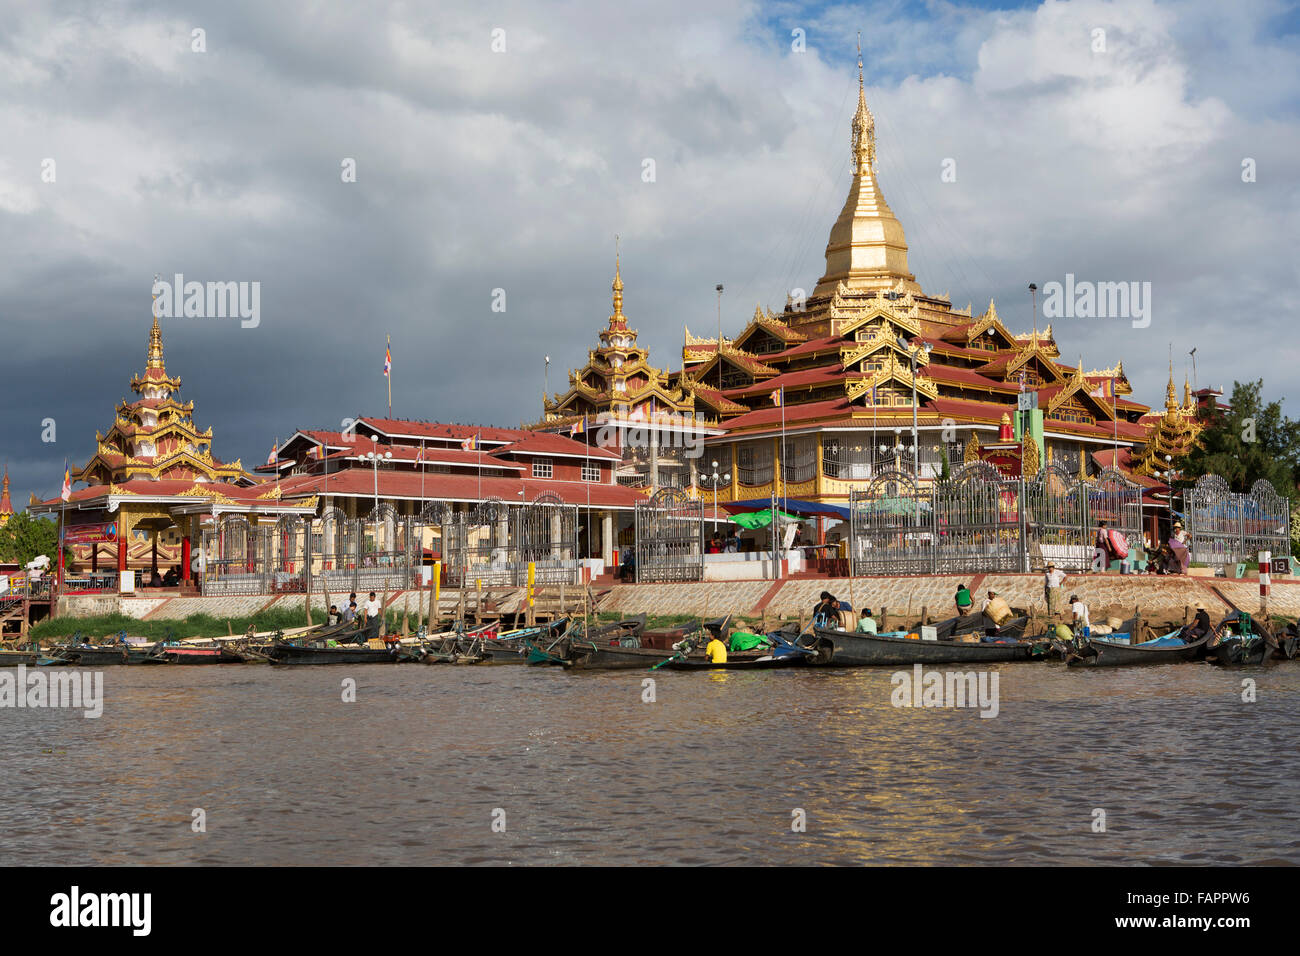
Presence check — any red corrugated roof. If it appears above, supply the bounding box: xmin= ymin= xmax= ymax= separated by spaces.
xmin=279 ymin=468 xmax=646 ymax=509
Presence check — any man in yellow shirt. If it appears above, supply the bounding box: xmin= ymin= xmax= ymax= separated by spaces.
xmin=705 ymin=633 xmax=728 ymax=664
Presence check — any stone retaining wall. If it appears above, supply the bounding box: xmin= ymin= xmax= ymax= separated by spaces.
xmin=49 ymin=574 xmax=1300 ymax=628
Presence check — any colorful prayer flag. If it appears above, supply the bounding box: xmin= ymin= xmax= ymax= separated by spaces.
xmin=770 ymin=387 xmax=783 ymax=407
xmin=461 ymin=434 xmax=480 ymax=452
xmin=383 ymin=340 xmax=392 ymax=377
xmin=60 ymin=467 xmax=71 ymax=502
xmin=569 ymin=416 xmax=587 ymax=437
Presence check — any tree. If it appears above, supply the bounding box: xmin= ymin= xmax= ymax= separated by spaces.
xmin=0 ymin=512 xmax=63 ymax=567
xmin=1180 ymin=380 xmax=1300 ymax=497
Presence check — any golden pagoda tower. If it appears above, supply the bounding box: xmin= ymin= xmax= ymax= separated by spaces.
xmin=0 ymin=466 xmax=13 ymax=527
xmin=812 ymin=37 xmax=919 ymax=298
xmin=1132 ymin=361 xmax=1201 ymax=476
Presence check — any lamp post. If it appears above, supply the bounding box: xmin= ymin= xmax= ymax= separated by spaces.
xmin=898 ymin=336 xmax=931 ymax=528
xmin=704 ymin=459 xmax=731 ymax=533
xmin=366 ymin=448 xmax=393 ymax=514
xmin=715 ymin=284 xmax=724 ymax=392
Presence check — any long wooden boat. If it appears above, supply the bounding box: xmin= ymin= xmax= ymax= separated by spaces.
xmin=1068 ymin=631 xmax=1210 ymax=667
xmin=806 ymin=626 xmax=1037 ymax=666
xmin=63 ymin=645 xmax=132 ymax=666
xmin=524 ymin=615 xmax=648 ymax=668
xmin=1206 ymin=635 xmax=1269 ymax=666
xmin=0 ymin=648 xmax=38 ymax=666
xmin=268 ymin=641 xmax=411 ymax=664
xmin=153 ymin=643 xmax=246 ymax=664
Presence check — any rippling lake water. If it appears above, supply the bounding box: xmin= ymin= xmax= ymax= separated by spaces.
xmin=2 ymin=661 xmax=1297 ymax=865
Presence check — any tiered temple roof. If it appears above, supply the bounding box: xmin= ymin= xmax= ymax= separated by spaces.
xmin=541 ymin=255 xmax=724 ymax=428
xmin=1130 ymin=365 xmax=1203 ymax=476
xmin=0 ymin=466 xmax=12 ymax=526
xmin=75 ymin=306 xmax=245 ymax=486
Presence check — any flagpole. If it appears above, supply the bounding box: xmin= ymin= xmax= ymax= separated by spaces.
xmin=386 ymin=334 xmax=392 ymax=417
xmin=419 ymin=439 xmax=426 ymax=508
xmin=584 ymin=416 xmax=591 ymax=559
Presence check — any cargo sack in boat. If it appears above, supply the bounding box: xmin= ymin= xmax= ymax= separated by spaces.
xmin=984 ymin=596 xmax=1013 ymax=625
xmin=1053 ymin=624 xmax=1074 ymax=642
xmin=366 ymin=638 xmax=386 ymax=650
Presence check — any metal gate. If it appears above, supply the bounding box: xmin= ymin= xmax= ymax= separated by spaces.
xmin=268 ymin=515 xmax=310 ymax=593
xmin=933 ymin=462 xmax=1025 ymax=573
xmin=446 ymin=497 xmax=512 ymax=587
xmin=514 ymin=491 xmax=580 ymax=585
xmin=1088 ymin=467 xmax=1143 ymax=564
xmin=634 ymin=488 xmax=704 ymax=582
xmin=202 ymin=515 xmax=269 ymax=596
xmin=849 ymin=470 xmax=932 ymax=575
xmin=1025 ymin=464 xmax=1090 ymax=570
xmin=1242 ymin=479 xmax=1291 ymax=560
xmin=1188 ymin=475 xmax=1291 ymax=565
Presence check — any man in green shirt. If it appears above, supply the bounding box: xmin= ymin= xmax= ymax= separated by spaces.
xmin=855 ymin=608 xmax=878 ymax=634
xmin=955 ymin=584 xmax=973 ymax=616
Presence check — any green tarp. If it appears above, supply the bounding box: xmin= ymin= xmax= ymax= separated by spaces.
xmin=730 ymin=510 xmax=803 ymax=529
xmin=729 ymin=631 xmax=771 ymax=652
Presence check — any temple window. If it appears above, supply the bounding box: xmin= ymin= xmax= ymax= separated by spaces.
xmin=531 ymin=458 xmax=553 ymax=479
xmin=581 ymin=463 xmax=601 ymax=482
xmin=737 ymin=444 xmax=774 ymax=486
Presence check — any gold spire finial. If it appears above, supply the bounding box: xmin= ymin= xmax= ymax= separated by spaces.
xmin=610 ymin=236 xmax=625 ymax=325
xmin=1165 ymin=355 xmax=1178 ymax=412
xmin=851 ymin=34 xmax=875 ymax=172
xmin=147 ymin=276 xmax=165 ymax=370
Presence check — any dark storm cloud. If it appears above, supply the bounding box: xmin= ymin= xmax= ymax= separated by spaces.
xmin=0 ymin=0 xmax=1296 ymax=505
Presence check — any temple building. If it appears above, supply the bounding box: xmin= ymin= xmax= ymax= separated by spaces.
xmin=539 ymin=255 xmax=727 ymax=490
xmin=268 ymin=416 xmax=641 ymax=565
xmin=31 ymin=308 xmax=314 ymax=590
xmin=538 ymin=53 xmax=1203 ymax=543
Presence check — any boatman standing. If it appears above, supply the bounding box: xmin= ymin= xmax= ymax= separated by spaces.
xmin=1070 ymin=594 xmax=1091 ymax=636
xmin=1043 ymin=562 xmax=1067 ymax=619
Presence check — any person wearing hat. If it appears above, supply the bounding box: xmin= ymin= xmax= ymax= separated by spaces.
xmin=1187 ymin=601 xmax=1212 ymax=640
xmin=1043 ymin=561 xmax=1067 ymax=619
xmin=1069 ymin=594 xmax=1090 ymax=636
xmin=855 ymin=607 xmax=878 ymax=634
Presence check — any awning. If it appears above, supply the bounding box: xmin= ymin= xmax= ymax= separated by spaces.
xmin=723 ymin=498 xmax=851 ymax=521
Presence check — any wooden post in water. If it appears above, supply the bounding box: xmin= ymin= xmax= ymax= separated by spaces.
xmin=401 ymin=593 xmax=409 ymax=638
xmin=476 ymin=578 xmax=483 ymax=624
xmin=880 ymin=606 xmax=888 ymax=632
xmin=226 ymin=619 xmax=233 ymax=636
xmin=304 ymin=588 xmax=312 ymax=627
xmin=921 ymin=605 xmax=929 ymax=626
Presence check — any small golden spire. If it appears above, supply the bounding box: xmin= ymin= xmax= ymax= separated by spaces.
xmin=609 ymin=236 xmax=626 ymax=328
xmin=148 ymin=276 xmax=165 ymax=370
xmin=851 ymin=32 xmax=875 ymax=172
